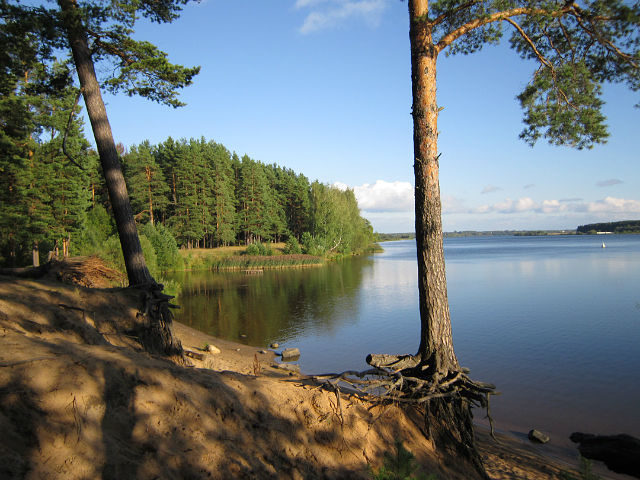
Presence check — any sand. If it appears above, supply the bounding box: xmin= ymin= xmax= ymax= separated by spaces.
xmin=0 ymin=274 xmax=605 ymax=479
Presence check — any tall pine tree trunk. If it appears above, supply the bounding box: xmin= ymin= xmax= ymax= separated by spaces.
xmin=410 ymin=0 xmax=457 ymax=376
xmin=409 ymin=1 xmax=486 ymax=477
xmin=58 ymin=0 xmax=153 ymax=287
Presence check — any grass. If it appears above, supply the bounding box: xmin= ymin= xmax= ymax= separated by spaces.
xmin=179 ymin=244 xmax=323 ymax=271
xmin=370 ymin=440 xmax=437 ymax=480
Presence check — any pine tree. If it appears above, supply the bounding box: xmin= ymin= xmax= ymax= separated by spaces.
xmin=401 ymin=0 xmax=640 ymax=474
xmin=1 ymin=0 xmax=199 ymax=285
xmin=123 ymin=141 xmax=170 ymax=226
xmin=207 ymin=141 xmax=237 ymax=246
xmin=168 ymin=141 xmax=205 ymax=248
xmin=237 ymin=156 xmax=273 ymax=244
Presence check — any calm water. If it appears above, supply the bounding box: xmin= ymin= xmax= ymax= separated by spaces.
xmin=170 ymin=235 xmax=640 ymax=452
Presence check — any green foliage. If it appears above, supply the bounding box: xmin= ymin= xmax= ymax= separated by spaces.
xmin=301 ymin=232 xmax=326 ymax=257
xmin=100 ymin=233 xmax=158 ymax=278
xmin=577 ymin=219 xmax=640 ymax=234
xmin=309 ymin=182 xmax=375 ymax=256
xmin=1 ymin=0 xmax=200 ymax=108
xmin=0 ymin=59 xmax=91 ymax=266
xmin=76 ymin=204 xmax=116 ymax=255
xmin=123 ymin=141 xmax=170 ymax=225
xmin=371 ymin=440 xmax=437 ymax=480
xmin=283 ymin=236 xmax=302 ymax=254
xmin=204 ymin=254 xmax=323 ymax=270
xmin=140 ymin=222 xmax=183 ymax=271
xmin=244 ymin=242 xmax=273 ymax=256
xmin=426 ymin=0 xmax=640 ymax=149
xmin=518 ymin=62 xmax=608 ymax=149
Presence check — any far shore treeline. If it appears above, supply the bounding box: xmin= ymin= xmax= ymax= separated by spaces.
xmin=377 ymin=221 xmax=640 ymax=242
xmin=0 ymin=80 xmax=375 ymax=271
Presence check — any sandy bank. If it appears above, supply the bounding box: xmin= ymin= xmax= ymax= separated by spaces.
xmin=0 ymin=275 xmax=597 ymax=479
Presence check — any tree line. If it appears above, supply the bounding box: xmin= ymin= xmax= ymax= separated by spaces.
xmin=122 ymin=137 xmax=374 ymax=256
xmin=0 ymin=76 xmax=374 ymax=268
xmin=577 ymin=220 xmax=640 ymax=235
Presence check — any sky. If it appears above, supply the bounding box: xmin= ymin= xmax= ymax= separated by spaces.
xmin=87 ymin=0 xmax=639 ymax=233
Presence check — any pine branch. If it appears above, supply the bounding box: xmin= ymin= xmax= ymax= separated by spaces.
xmin=436 ymin=5 xmax=574 ymax=53
xmin=569 ymin=7 xmax=639 ymax=68
xmin=431 ymin=1 xmax=482 ymax=28
xmin=504 ymin=18 xmax=553 ymax=70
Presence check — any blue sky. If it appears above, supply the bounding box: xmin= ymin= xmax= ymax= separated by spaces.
xmin=91 ymin=0 xmax=639 ymax=233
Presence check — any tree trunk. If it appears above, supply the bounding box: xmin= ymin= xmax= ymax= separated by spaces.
xmin=32 ymin=242 xmax=39 ymax=267
xmin=409 ymin=1 xmax=487 ymax=477
xmin=410 ymin=0 xmax=456 ymax=373
xmin=146 ymin=165 xmax=154 ymax=225
xmin=56 ymin=0 xmax=182 ymax=359
xmin=58 ymin=0 xmax=153 ymax=287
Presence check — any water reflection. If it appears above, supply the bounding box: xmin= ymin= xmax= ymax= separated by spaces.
xmin=172 ymin=257 xmax=373 ymax=346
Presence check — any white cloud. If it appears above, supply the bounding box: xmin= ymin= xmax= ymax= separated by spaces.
xmin=471 ymin=196 xmax=640 ymax=216
xmin=333 ymin=180 xmax=414 ymax=212
xmin=297 ymin=0 xmax=387 ymax=34
xmin=585 ymin=196 xmax=640 ymax=213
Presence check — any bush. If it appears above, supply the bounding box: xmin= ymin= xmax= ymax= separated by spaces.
xmin=76 ymin=204 xmax=115 ymax=255
xmin=244 ymin=242 xmax=273 ymax=256
xmin=99 ymin=233 xmax=158 ymax=281
xmin=301 ymin=232 xmax=325 ymax=257
xmin=283 ymin=236 xmax=302 ymax=254
xmin=371 ymin=440 xmax=437 ymax=480
xmin=140 ymin=222 xmax=183 ymax=272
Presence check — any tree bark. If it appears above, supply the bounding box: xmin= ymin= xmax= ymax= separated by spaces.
xmin=58 ymin=0 xmax=154 ymax=287
xmin=409 ymin=1 xmax=487 ymax=477
xmin=409 ymin=0 xmax=457 ymax=374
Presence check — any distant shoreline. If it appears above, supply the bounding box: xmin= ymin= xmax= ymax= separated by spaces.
xmin=377 ymin=220 xmax=640 ymax=241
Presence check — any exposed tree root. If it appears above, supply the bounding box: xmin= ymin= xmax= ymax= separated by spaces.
xmin=313 ymin=354 xmax=497 ymax=425
xmin=311 ymin=352 xmax=499 ymax=479
xmin=134 ymin=283 xmax=184 ymax=361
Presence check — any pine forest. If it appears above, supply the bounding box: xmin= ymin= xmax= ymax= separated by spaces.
xmin=0 ymin=78 xmax=375 ymax=271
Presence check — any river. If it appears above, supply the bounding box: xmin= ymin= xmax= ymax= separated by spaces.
xmin=169 ymin=234 xmax=640 ymax=456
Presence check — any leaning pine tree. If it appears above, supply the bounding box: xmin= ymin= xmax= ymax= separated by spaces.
xmin=2 ymin=0 xmax=199 ymax=356
xmin=319 ymin=0 xmax=639 ymax=476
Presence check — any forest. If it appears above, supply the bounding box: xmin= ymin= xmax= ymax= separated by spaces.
xmin=577 ymin=220 xmax=640 ymax=234
xmin=0 ymin=73 xmax=375 ymax=270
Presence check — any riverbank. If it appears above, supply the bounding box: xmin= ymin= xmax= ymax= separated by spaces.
xmin=0 ymin=274 xmax=599 ymax=479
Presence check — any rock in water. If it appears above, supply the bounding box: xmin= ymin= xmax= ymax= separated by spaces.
xmin=270 ymin=342 xmax=279 ymax=349
xmin=281 ymin=348 xmax=300 ymax=360
xmin=528 ymin=429 xmax=550 ymax=444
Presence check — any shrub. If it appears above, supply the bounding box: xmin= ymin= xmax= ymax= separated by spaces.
xmin=371 ymin=440 xmax=437 ymax=480
xmin=301 ymin=232 xmax=325 ymax=257
xmin=244 ymin=242 xmax=273 ymax=256
xmin=283 ymin=236 xmax=302 ymax=254
xmin=76 ymin=204 xmax=115 ymax=255
xmin=99 ymin=233 xmax=158 ymax=281
xmin=140 ymin=222 xmax=183 ymax=272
